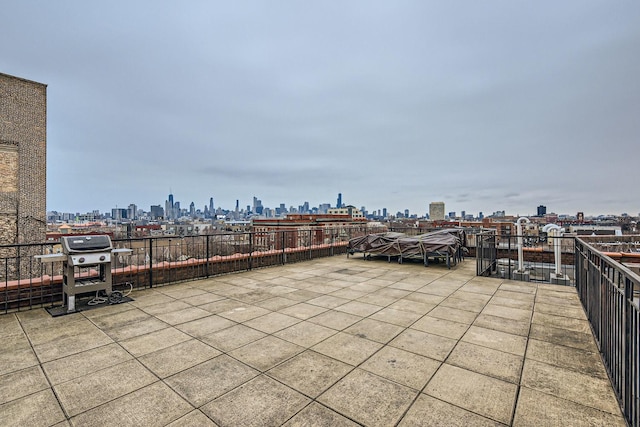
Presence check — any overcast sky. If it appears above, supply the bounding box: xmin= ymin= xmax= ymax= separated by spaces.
xmin=3 ymin=1 xmax=639 ymax=217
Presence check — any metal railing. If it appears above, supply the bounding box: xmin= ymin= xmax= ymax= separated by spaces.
xmin=0 ymin=225 xmax=386 ymax=313
xmin=575 ymin=238 xmax=639 ymax=427
xmin=475 ymin=230 xmax=576 ymax=285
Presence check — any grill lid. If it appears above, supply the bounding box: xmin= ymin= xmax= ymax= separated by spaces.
xmin=61 ymin=235 xmax=113 ymax=253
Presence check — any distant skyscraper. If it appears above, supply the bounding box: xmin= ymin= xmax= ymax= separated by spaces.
xmin=337 ymin=193 xmax=342 ymax=208
xmin=537 ymin=205 xmax=547 ymax=216
xmin=429 ymin=202 xmax=445 ymax=221
xmin=382 ymin=208 xmax=387 ymax=218
xmin=209 ymin=197 xmax=214 ymax=214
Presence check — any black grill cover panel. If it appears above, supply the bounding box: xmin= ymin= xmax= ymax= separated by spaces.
xmin=61 ymin=235 xmax=112 ymax=252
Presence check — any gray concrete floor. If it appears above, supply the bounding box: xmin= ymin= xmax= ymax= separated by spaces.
xmin=0 ymin=256 xmax=627 ymax=426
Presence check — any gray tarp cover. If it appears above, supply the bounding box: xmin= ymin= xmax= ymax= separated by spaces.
xmin=348 ymin=229 xmax=466 ymax=258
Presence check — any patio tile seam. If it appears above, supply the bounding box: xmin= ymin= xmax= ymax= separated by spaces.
xmin=509 ymin=283 xmax=538 ymax=426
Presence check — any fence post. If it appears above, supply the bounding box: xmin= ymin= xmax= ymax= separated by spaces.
xmin=282 ymin=231 xmax=286 ymax=265
xmin=623 ymin=275 xmax=632 ymax=420
xmin=249 ymin=232 xmax=253 ymax=271
xmin=205 ymin=235 xmax=210 ymax=277
xmin=148 ymin=237 xmax=154 ymax=288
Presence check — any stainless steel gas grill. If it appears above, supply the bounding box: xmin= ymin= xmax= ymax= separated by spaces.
xmin=36 ymin=234 xmax=131 ymax=313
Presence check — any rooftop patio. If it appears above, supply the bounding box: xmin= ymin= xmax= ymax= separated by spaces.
xmin=0 ymin=256 xmax=627 ymax=426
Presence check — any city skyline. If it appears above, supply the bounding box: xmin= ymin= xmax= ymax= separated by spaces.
xmin=3 ymin=2 xmax=639 ymax=217
xmin=49 ymin=190 xmax=637 ymax=220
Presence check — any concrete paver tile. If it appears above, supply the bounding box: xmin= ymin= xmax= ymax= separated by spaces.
xmin=318 ymin=368 xmax=417 ymax=427
xmin=0 ymin=365 xmax=49 ymax=405
xmin=180 ymin=292 xmax=227 ymax=307
xmin=200 ymin=324 xmax=266 ymax=352
xmin=153 ymin=307 xmax=213 ymax=326
xmin=521 ymin=359 xmax=621 ymax=414
xmin=198 ymin=298 xmax=245 ymax=314
xmin=70 ymin=381 xmax=192 ymax=427
xmin=534 ymin=302 xmax=587 ymax=320
xmin=399 ymin=393 xmax=503 ymax=427
xmin=307 ymin=310 xmax=362 ymax=330
xmin=129 ymin=292 xmax=176 ymax=308
xmin=343 ymin=318 xmax=404 ymax=343
xmin=255 ymin=296 xmax=299 ymax=311
xmin=532 ymin=311 xmax=592 ymax=334
xmin=390 ymin=328 xmax=457 ymax=361
xmin=0 ymin=335 xmax=39 ymax=376
xmin=388 ymin=299 xmax=437 ymax=315
xmin=334 ymin=300 xmax=383 ymax=316
xmin=499 ymin=282 xmax=537 ymax=294
xmin=139 ymin=339 xmax=221 ymax=378
xmin=529 ymin=323 xmax=598 ymax=352
xmin=369 ymin=307 xmax=423 ymax=327
xmin=267 ymin=350 xmax=353 ymax=397
xmin=42 ymin=342 xmax=132 ymax=384
xmin=473 ymin=313 xmax=530 ymax=337
xmin=230 ymin=336 xmax=304 ymax=371
xmin=0 ymin=388 xmax=66 ymax=427
xmin=481 ymin=304 xmax=532 ymax=322
xmin=356 ymin=293 xmax=398 ymax=307
xmin=243 ymin=312 xmax=301 ymax=334
xmin=278 ymin=302 xmax=328 ymax=320
xmin=494 ymin=289 xmax=535 ymax=302
xmin=118 ymin=327 xmax=191 ymax=357
xmin=360 ymin=346 xmax=441 ymax=390
xmin=139 ymin=300 xmax=192 ymax=315
xmin=462 ymin=325 xmax=527 ymax=356
xmin=165 ymin=354 xmax=259 ymax=407
xmin=404 ymin=292 xmax=446 ymax=305
xmin=488 ymin=295 xmax=534 ymax=311
xmin=54 ymin=359 xmax=156 ymax=416
xmin=425 ymin=363 xmax=518 ymax=424
xmin=175 ymin=315 xmax=236 ymax=338
xmin=447 ymin=341 xmax=523 ymax=383
xmin=166 ymin=409 xmax=218 ymax=426
xmin=440 ymin=297 xmax=486 ymax=313
xmin=513 ymin=387 xmax=626 ymax=427
xmin=307 ymin=295 xmax=351 ymax=309
xmin=274 ymin=321 xmax=337 ymax=347
xmin=33 ymin=329 xmax=114 ymax=363
xmin=427 ymin=305 xmax=478 ymax=324
xmin=283 ymin=402 xmax=360 ymax=427
xmin=526 ymin=338 xmax=608 ymax=378
xmin=88 ymin=308 xmax=151 ymax=330
xmin=217 ymin=305 xmax=271 ymax=323
xmin=411 ymin=315 xmax=469 ymax=340
xmin=201 ymin=375 xmax=310 ymax=427
xmin=329 ymin=288 xmax=368 ymax=300
xmin=104 ymin=317 xmax=168 ymax=341
xmin=312 ymin=332 xmax=382 ymax=366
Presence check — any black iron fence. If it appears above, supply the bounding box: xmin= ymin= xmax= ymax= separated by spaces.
xmin=0 ymin=225 xmax=386 ymax=314
xmin=575 ymin=238 xmax=639 ymax=427
xmin=474 ymin=229 xmax=576 ymax=284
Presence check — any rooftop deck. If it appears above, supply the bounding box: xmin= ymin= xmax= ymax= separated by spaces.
xmin=0 ymin=256 xmax=626 ymax=426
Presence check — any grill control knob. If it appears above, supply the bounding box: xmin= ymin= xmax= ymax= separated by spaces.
xmin=79 ymin=257 xmax=85 ymax=263
xmin=100 ymin=255 xmax=105 ymax=261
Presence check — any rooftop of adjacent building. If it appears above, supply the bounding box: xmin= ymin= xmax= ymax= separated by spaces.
xmin=0 ymin=255 xmax=626 ymax=426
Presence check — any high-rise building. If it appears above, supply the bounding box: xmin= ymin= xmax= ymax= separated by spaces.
xmin=337 ymin=193 xmax=342 ymax=209
xmin=127 ymin=204 xmax=137 ymax=220
xmin=537 ymin=205 xmax=547 ymax=216
xmin=429 ymin=202 xmax=445 ymax=221
xmin=150 ymin=205 xmax=164 ymax=219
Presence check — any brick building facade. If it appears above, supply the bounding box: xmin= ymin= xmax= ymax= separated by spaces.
xmin=0 ymin=73 xmax=47 ymax=271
